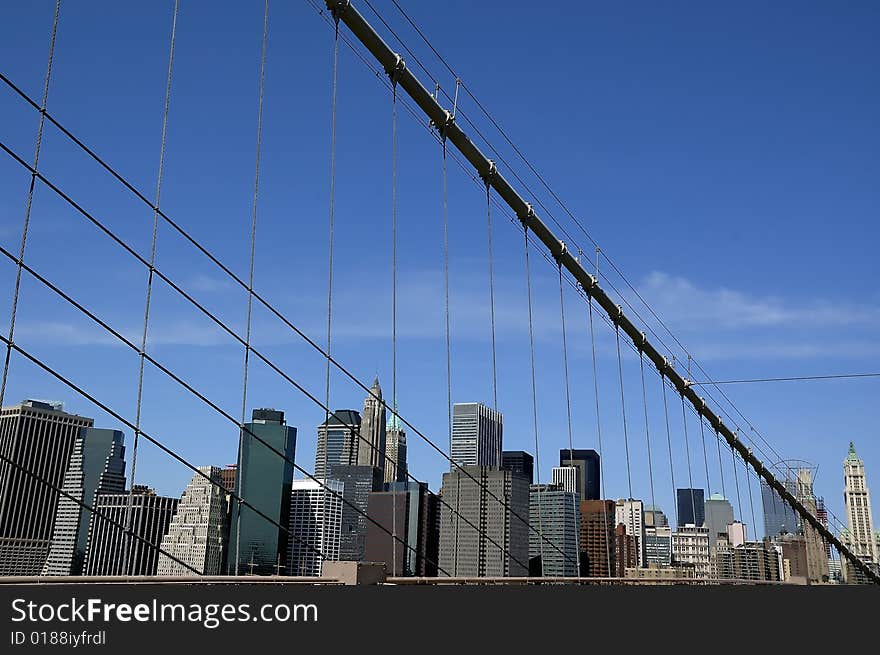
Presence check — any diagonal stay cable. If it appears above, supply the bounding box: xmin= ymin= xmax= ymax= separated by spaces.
xmin=0 ymin=239 xmax=466 ymax=576
xmin=0 ymin=89 xmax=559 ymax=564
xmin=0 ymin=449 xmax=201 ymax=577
xmin=0 ymin=0 xmax=61 ymax=413
xmin=0 ymin=135 xmax=562 ymax=576
xmin=0 ymin=333 xmax=334 ymax=568
xmin=125 ymin=0 xmax=179 ymax=577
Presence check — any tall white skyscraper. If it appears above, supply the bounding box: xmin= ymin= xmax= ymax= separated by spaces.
xmin=842 ymin=442 xmax=876 ymax=577
xmin=288 ymin=478 xmax=343 ymax=577
xmin=157 ymin=466 xmax=229 ymax=576
xmin=615 ymin=498 xmax=645 ymax=567
xmin=450 ymin=402 xmax=502 ymax=469
xmin=529 ymin=484 xmax=579 ymax=577
xmin=551 ymin=466 xmax=577 ymax=495
xmin=43 ymin=428 xmax=126 ymax=576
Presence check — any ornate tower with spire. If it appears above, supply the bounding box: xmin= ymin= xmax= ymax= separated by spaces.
xmin=842 ymin=442 xmax=877 ymax=581
xmin=357 ymin=377 xmax=387 ymax=476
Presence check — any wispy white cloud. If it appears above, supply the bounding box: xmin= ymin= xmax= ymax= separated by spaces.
xmin=186 ymin=274 xmax=236 ymax=294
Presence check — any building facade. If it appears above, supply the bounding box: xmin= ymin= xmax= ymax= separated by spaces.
xmin=528 ymin=484 xmax=579 ymax=577
xmin=450 ymin=403 xmax=503 ymax=469
xmin=676 ymin=488 xmax=705 ymax=528
xmin=438 ymin=466 xmax=528 ymax=577
xmin=704 ymin=493 xmax=734 ymax=547
xmin=328 ymin=464 xmax=382 ymax=562
xmin=288 ymin=478 xmax=343 ymax=576
xmin=364 ymin=481 xmax=439 ymax=577
xmin=761 ymin=477 xmax=800 ymax=538
xmin=157 ymin=466 xmax=229 ymax=576
xmin=579 ymin=499 xmax=616 ymax=577
xmin=502 ymin=450 xmax=534 ymax=485
xmin=615 ymin=498 xmax=645 ymax=567
xmin=712 ymin=538 xmax=781 ymax=582
xmin=551 ymin=466 xmax=577 ymax=495
xmin=43 ymin=428 xmax=126 ymax=576
xmin=672 ymin=524 xmax=710 ymax=579
xmin=228 ymin=408 xmax=297 ymax=575
xmin=83 ymin=486 xmax=177 ymax=576
xmin=644 ymin=525 xmax=672 ymax=566
xmin=560 ymin=449 xmax=600 ymax=501
xmin=314 ymin=410 xmax=360 ymax=479
xmin=842 ymin=442 xmax=876 ymax=571
xmin=0 ymin=400 xmax=94 ymax=575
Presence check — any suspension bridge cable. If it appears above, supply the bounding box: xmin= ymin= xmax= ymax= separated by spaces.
xmin=0 ymin=449 xmax=202 ymax=576
xmin=586 ymin=295 xmax=612 ymax=576
xmin=679 ymin=394 xmax=697 ymax=528
xmin=698 ymin=412 xmax=712 ymax=497
xmin=614 ymin=324 xmax=638 ymax=566
xmin=638 ymin=352 xmax=657 ymax=522
xmin=0 ymin=333 xmax=335 ymax=568
xmin=558 ymin=262 xmax=579 ymax=575
xmin=661 ymin=375 xmax=678 ymax=528
xmin=730 ymin=439 xmax=744 ymax=522
xmin=440 ymin=136 xmax=453 ymax=465
xmin=0 ymin=139 xmax=567 ymax=573
xmin=522 ymin=223 xmax=546 ymax=572
xmin=714 ymin=427 xmax=727 ymax=499
xmin=125 ymin=0 xmax=179 ymax=577
xmin=485 ymin=181 xmax=498 ymax=410
xmin=744 ymin=455 xmax=758 ymax=540
xmin=233 ymin=0 xmax=270 ymax=575
xmin=323 ymin=9 xmax=340 ymax=485
xmin=390 ymin=66 xmax=399 ymax=577
xmin=691 ymin=372 xmax=880 ymax=385
xmin=0 ymin=0 xmax=60 ymax=417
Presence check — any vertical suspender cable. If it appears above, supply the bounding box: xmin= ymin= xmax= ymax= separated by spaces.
xmin=0 ymin=0 xmax=61 ymax=412
xmin=587 ymin=296 xmax=611 ymax=576
xmin=523 ymin=225 xmax=544 ymax=572
xmin=441 ymin=137 xmax=452 ymax=461
xmin=614 ymin=325 xmax=636 ymax=567
xmin=715 ymin=428 xmax=726 ymax=499
xmin=235 ymin=0 xmax=270 ymax=576
xmin=390 ymin=76 xmax=398 ymax=576
xmin=486 ymin=182 xmax=498 ymax=411
xmin=744 ymin=454 xmax=758 ymax=540
xmin=558 ymin=263 xmax=579 ymax=575
xmin=680 ymin=395 xmax=697 ymax=527
xmin=638 ymin=353 xmax=657 ymax=524
xmin=731 ymin=440 xmax=743 ymax=522
xmin=125 ymin=0 xmax=179 ymax=576
xmin=698 ymin=413 xmax=712 ymax=496
xmin=661 ymin=376 xmax=678 ymax=528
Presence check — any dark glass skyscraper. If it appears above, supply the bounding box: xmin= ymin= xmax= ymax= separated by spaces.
xmin=676 ymin=488 xmax=705 ymax=527
xmin=228 ymin=408 xmax=297 ymax=575
xmin=559 ymin=449 xmax=600 ymax=501
xmin=502 ymin=450 xmax=534 ymax=485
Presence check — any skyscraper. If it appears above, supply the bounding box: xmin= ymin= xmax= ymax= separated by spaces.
xmin=842 ymin=442 xmax=876 ymax=580
xmin=644 ymin=505 xmax=669 ymax=528
xmin=288 ymin=478 xmax=343 ymax=576
xmin=43 ymin=428 xmax=126 ymax=576
xmin=615 ymin=498 xmax=645 ymax=566
xmin=0 ymin=400 xmax=94 ymax=575
xmin=83 ymin=486 xmax=177 ymax=576
xmin=794 ymin=468 xmax=830 ymax=584
xmin=703 ymin=493 xmax=734 ymax=547
xmin=438 ymin=466 xmax=528 ymax=576
xmin=328 ymin=464 xmax=382 ymax=562
xmin=450 ymin=403 xmax=502 ymax=469
xmin=228 ymin=408 xmax=297 ymax=575
xmin=384 ymin=420 xmax=407 ymax=484
xmin=579 ymin=499 xmax=616 ymax=577
xmin=157 ymin=466 xmax=229 ymax=576
xmin=676 ymin=488 xmax=705 ymax=528
xmin=644 ymin=525 xmax=672 ymax=566
xmin=358 ymin=377 xmax=386 ymax=476
xmin=314 ymin=410 xmax=361 ymax=479
xmin=502 ymin=450 xmax=534 ymax=485
xmin=528 ymin=484 xmax=579 ymax=577
xmin=559 ymin=449 xmax=600 ymax=501
xmin=364 ymin=481 xmax=439 ymax=577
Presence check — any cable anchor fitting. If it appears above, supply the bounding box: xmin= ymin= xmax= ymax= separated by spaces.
xmin=388 ymin=53 xmax=406 ymax=85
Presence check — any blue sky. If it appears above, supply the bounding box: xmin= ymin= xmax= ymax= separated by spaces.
xmin=0 ymin=1 xmax=878 ymax=540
